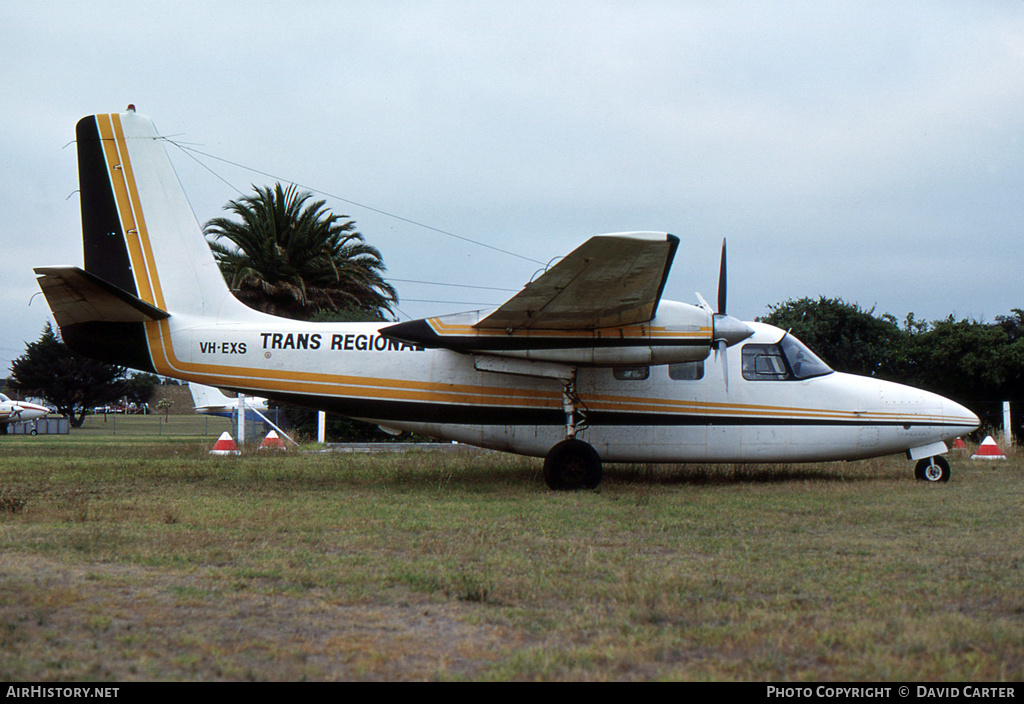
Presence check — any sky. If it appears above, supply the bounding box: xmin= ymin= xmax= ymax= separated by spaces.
xmin=3 ymin=1 xmax=1024 ymax=373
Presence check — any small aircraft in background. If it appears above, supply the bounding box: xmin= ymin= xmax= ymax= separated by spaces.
xmin=34 ymin=110 xmax=979 ymax=489
xmin=188 ymin=382 xmax=269 ymax=419
xmin=0 ymin=393 xmax=49 ymax=429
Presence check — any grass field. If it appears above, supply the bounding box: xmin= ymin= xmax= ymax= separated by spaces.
xmin=62 ymin=413 xmax=238 ymax=440
xmin=0 ymin=424 xmax=1021 ymax=681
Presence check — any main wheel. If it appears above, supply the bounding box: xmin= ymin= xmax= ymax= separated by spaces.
xmin=914 ymin=455 xmax=950 ymax=483
xmin=543 ymin=439 xmax=602 ymax=491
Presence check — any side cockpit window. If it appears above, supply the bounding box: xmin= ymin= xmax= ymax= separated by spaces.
xmin=742 ymin=344 xmax=790 ymax=381
xmin=742 ymin=335 xmax=833 ymax=381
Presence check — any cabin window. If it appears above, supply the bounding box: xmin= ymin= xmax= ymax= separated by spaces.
xmin=668 ymin=360 xmax=704 ymax=380
xmin=613 ymin=366 xmax=650 ymax=381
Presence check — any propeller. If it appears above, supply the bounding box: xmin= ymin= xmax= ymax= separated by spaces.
xmin=696 ymin=239 xmax=754 ymax=390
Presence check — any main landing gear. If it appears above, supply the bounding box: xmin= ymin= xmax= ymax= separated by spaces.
xmin=543 ymin=375 xmax=602 ymax=491
xmin=914 ymin=455 xmax=951 ymax=483
xmin=544 ymin=439 xmax=602 ymax=491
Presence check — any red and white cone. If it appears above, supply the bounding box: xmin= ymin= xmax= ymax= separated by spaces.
xmin=971 ymin=435 xmax=1006 ymax=460
xmin=210 ymin=431 xmax=241 ymax=456
xmin=259 ymin=430 xmax=286 ymax=450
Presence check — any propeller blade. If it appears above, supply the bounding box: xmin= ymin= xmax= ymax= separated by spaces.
xmin=703 ymin=238 xmax=751 ymax=391
xmin=717 ymin=238 xmax=727 ymax=316
xmin=695 ymin=291 xmax=713 ymax=314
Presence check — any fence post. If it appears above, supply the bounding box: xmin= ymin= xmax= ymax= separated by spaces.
xmin=1004 ymin=401 xmax=1013 ymax=446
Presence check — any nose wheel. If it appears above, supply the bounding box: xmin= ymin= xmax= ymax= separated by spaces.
xmin=914 ymin=456 xmax=950 ymax=483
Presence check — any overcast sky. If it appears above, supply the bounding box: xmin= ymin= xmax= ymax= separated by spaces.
xmin=3 ymin=1 xmax=1024 ymax=373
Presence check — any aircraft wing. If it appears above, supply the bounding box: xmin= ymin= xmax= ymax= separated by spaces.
xmin=379 ymin=232 xmax=712 ymax=366
xmin=475 ymin=232 xmax=679 ymax=331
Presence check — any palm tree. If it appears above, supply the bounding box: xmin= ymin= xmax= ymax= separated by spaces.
xmin=204 ymin=183 xmax=398 ymax=321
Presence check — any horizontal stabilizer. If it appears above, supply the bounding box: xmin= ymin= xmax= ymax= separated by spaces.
xmin=34 ymin=266 xmax=170 ymax=327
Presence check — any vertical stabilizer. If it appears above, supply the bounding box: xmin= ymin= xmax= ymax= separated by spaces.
xmin=187 ymin=382 xmax=234 ymax=408
xmin=73 ymin=110 xmax=253 ymax=321
xmin=37 ymin=110 xmax=263 ymax=371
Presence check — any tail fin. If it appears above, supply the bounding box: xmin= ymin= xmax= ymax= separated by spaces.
xmin=72 ymin=110 xmax=242 ymax=318
xmin=36 ymin=110 xmax=257 ymax=370
xmin=188 ymin=382 xmax=269 ymax=416
xmin=187 ymin=382 xmax=235 ymax=409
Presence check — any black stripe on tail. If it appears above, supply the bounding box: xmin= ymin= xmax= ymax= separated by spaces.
xmin=76 ymin=116 xmax=139 ymax=295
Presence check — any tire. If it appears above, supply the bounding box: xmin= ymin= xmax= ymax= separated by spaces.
xmin=914 ymin=456 xmax=950 ymax=483
xmin=543 ymin=439 xmax=602 ymax=491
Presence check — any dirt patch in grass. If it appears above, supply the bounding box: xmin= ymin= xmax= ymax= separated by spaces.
xmin=0 ymin=553 xmax=521 ymax=681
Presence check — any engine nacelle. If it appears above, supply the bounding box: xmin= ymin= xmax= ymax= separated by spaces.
xmin=380 ymin=300 xmax=714 ymax=367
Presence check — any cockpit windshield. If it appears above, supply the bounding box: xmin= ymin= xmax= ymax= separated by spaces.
xmin=741 ymin=334 xmax=833 ymax=381
xmin=778 ymin=334 xmax=832 ymax=379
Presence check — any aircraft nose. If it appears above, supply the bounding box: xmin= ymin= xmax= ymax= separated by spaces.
xmin=943 ymin=397 xmax=980 ymax=435
xmin=957 ymin=401 xmax=980 ymax=430
xmin=17 ymin=402 xmax=49 ymax=418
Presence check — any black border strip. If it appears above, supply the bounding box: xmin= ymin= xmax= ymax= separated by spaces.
xmin=76 ymin=116 xmax=139 ymax=295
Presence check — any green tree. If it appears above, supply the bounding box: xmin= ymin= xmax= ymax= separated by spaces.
xmin=204 ymin=183 xmax=397 ymax=321
xmin=758 ymin=297 xmax=904 ymax=378
xmin=900 ymin=316 xmax=1015 ymax=408
xmin=8 ymin=323 xmax=128 ymax=427
xmin=123 ymin=372 xmax=161 ymax=411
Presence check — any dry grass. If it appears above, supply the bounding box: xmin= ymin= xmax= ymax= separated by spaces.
xmin=0 ymin=434 xmax=1021 ymax=681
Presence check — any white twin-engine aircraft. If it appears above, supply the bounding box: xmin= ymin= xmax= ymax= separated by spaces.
xmin=0 ymin=394 xmax=49 ymax=429
xmin=34 ymin=111 xmax=979 ymax=489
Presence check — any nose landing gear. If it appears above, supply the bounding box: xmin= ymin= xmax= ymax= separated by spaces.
xmin=914 ymin=455 xmax=951 ymax=483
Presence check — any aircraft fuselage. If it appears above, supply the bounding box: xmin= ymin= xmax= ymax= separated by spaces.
xmin=162 ymin=314 xmax=977 ymax=464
